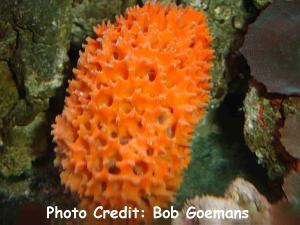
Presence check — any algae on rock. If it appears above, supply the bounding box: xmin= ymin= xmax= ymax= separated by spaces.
xmin=252 ymin=0 xmax=271 ymax=9
xmin=243 ymin=85 xmax=300 ymax=180
xmin=71 ymin=0 xmax=136 ymax=47
xmin=0 ymin=0 xmax=73 ymax=221
xmin=183 ymin=0 xmax=252 ymax=108
xmin=243 ymin=85 xmax=288 ymax=179
xmin=0 ymin=113 xmax=49 ymax=178
xmin=0 ymin=62 xmax=18 ymax=127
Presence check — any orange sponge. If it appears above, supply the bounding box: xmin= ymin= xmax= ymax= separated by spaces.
xmin=53 ymin=2 xmax=213 ymax=220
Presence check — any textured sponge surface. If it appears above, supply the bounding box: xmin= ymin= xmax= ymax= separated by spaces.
xmin=53 ymin=2 xmax=213 ymax=216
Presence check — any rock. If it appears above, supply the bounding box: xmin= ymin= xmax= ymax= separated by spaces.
xmin=252 ymin=0 xmax=271 ymax=10
xmin=0 ymin=62 xmax=18 ymax=126
xmin=243 ymin=83 xmax=300 ymax=179
xmin=243 ymin=84 xmax=288 ymax=179
xmin=283 ymin=171 xmax=300 ymax=206
xmin=241 ymin=0 xmax=300 ymax=95
xmin=183 ymin=0 xmax=251 ymax=107
xmin=0 ymin=113 xmax=48 ymax=178
xmin=280 ymin=113 xmax=300 ymax=160
xmin=173 ymin=178 xmax=271 ymax=225
xmin=71 ymin=0 xmax=124 ymax=47
xmin=9 ymin=0 xmax=71 ymax=110
xmin=225 ymin=178 xmax=271 ymax=225
xmin=0 ymin=0 xmax=73 ymax=223
xmin=0 ymin=21 xmax=17 ymax=61
xmin=271 ymin=171 xmax=300 ymax=225
xmin=173 ymin=196 xmax=248 ymax=225
xmin=280 ymin=98 xmax=300 ymax=162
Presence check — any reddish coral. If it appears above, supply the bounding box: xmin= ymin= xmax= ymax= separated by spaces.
xmin=52 ymin=2 xmax=213 ymax=219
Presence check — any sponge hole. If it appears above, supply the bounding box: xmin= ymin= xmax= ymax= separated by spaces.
xmin=167 ymin=122 xmax=176 ymax=138
xmin=101 ymin=182 xmax=107 ymax=192
xmin=119 ymin=134 xmax=132 ymax=145
xmin=189 ymin=41 xmax=195 ymax=48
xmin=147 ymin=69 xmax=156 ymax=82
xmin=120 ymin=101 xmax=132 ymax=114
xmin=146 ymin=147 xmax=154 ymax=156
xmin=133 ymin=161 xmax=148 ymax=176
xmin=97 ymin=122 xmax=102 ymax=130
xmin=122 ymin=68 xmax=129 ymax=80
xmin=143 ymin=25 xmax=149 ymax=33
xmin=113 ymin=50 xmax=124 ymax=60
xmin=84 ymin=121 xmax=91 ymax=130
xmin=106 ymin=95 xmax=113 ymax=106
xmin=98 ymin=93 xmax=113 ymax=107
xmin=113 ymin=51 xmax=119 ymax=60
xmin=141 ymin=196 xmax=151 ymax=207
xmin=111 ymin=131 xmax=118 ymax=138
xmin=108 ymin=165 xmax=121 ymax=175
xmin=157 ymin=114 xmax=165 ymax=124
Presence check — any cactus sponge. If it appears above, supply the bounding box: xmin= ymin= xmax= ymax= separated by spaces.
xmin=52 ymin=2 xmax=213 ymax=218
